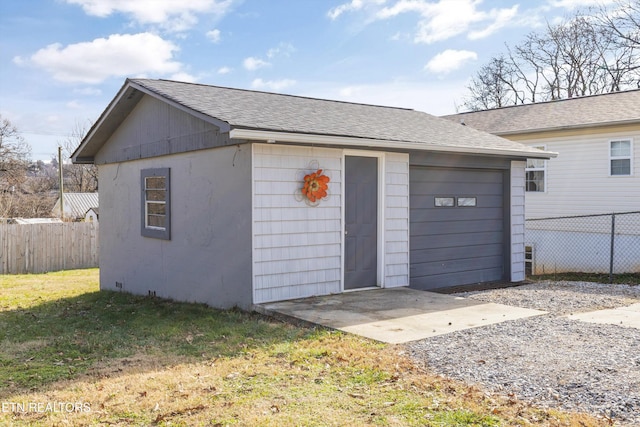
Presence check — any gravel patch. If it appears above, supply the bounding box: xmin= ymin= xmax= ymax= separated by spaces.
xmin=406 ymin=281 xmax=640 ymax=426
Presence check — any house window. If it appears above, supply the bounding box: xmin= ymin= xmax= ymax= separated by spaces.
xmin=610 ymin=139 xmax=632 ymax=176
xmin=141 ymin=168 xmax=171 ymax=240
xmin=525 ymin=145 xmax=546 ymax=192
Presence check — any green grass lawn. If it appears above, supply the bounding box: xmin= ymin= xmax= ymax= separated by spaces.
xmin=0 ymin=269 xmax=605 ymax=426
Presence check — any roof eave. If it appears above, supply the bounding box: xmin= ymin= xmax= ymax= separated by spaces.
xmin=229 ymin=128 xmax=557 ymax=159
xmin=490 ymin=118 xmax=640 ymax=137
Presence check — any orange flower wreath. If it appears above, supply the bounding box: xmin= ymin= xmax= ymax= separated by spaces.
xmin=301 ymin=169 xmax=330 ymax=203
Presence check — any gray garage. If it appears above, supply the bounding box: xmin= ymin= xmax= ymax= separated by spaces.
xmin=73 ymin=78 xmax=555 ymax=309
xmin=409 ymin=154 xmax=510 ymax=290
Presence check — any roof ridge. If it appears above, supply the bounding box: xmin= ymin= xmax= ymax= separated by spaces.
xmin=451 ymin=87 xmax=640 ymax=115
xmin=130 ymin=78 xmax=416 ymax=112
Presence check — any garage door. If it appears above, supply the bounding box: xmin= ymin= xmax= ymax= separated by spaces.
xmin=410 ymin=167 xmax=505 ymax=290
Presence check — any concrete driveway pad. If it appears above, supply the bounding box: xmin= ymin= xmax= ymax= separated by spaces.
xmin=258 ymin=287 xmax=547 ymax=344
xmin=566 ymin=302 xmax=640 ymax=329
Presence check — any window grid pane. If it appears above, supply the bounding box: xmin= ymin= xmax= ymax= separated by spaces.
xmin=526 ymin=146 xmax=546 ymax=192
xmin=611 ymin=140 xmax=631 ymax=157
xmin=611 ymin=159 xmax=631 ymax=176
xmin=142 ymin=168 xmax=170 ymax=238
xmin=526 ymin=171 xmax=545 ymax=192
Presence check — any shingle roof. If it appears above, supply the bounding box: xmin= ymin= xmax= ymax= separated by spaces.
xmin=74 ymin=78 xmax=554 ymax=161
xmin=53 ymin=192 xmax=99 ymax=219
xmin=442 ymin=89 xmax=640 ymax=135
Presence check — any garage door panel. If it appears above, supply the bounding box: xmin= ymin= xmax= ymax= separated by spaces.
xmin=411 ymin=243 xmax=503 ymax=263
xmin=410 ymin=267 xmax=505 ymax=290
xmin=410 ymin=183 xmax=503 ymax=197
xmin=409 ymin=166 xmax=505 ymax=290
xmin=411 ymin=207 xmax=503 ymax=223
xmin=411 ymin=254 xmax=504 ymax=277
xmin=411 ymin=168 xmax=503 ymax=184
xmin=411 ymin=231 xmax=504 ymax=250
xmin=409 ymin=218 xmax=503 ymax=237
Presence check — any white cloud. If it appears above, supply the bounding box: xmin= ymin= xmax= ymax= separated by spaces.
xmin=327 ymin=0 xmax=387 ymax=20
xmin=16 ymin=33 xmax=182 ymax=84
xmin=328 ymin=0 xmax=365 ymax=20
xmin=206 ymin=29 xmax=221 ymax=43
xmin=468 ymin=5 xmax=518 ymax=40
xmin=251 ymin=78 xmax=296 ymax=92
xmin=425 ymin=49 xmax=477 ymax=74
xmin=411 ymin=1 xmax=517 ymax=44
xmin=300 ymin=80 xmax=468 ymax=116
xmin=73 ymin=87 xmax=102 ymax=96
xmin=170 ymin=72 xmax=198 ymax=82
xmin=217 ymin=66 xmax=232 ymax=74
xmin=64 ymin=0 xmax=237 ymax=31
xmin=266 ymin=42 xmax=295 ymax=59
xmin=335 ymin=0 xmax=522 ymax=44
xmin=547 ymin=0 xmax=616 ymax=9
xmin=66 ymin=100 xmax=83 ymax=109
xmin=243 ymin=57 xmax=270 ymax=71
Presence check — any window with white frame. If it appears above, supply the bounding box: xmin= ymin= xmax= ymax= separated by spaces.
xmin=525 ymin=146 xmax=546 ymax=192
xmin=610 ymin=139 xmax=633 ymax=176
xmin=141 ymin=168 xmax=171 ymax=240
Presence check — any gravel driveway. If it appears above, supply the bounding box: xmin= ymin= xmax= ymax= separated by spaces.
xmin=405 ymin=281 xmax=640 ymax=426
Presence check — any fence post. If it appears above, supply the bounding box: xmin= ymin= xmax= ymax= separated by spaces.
xmin=609 ymin=213 xmax=616 ymax=283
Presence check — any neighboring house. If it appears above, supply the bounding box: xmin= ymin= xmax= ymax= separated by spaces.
xmin=85 ymin=207 xmax=99 ymax=222
xmin=443 ymin=91 xmax=640 ymax=274
xmin=443 ymin=90 xmax=640 ymax=219
xmin=72 ymin=78 xmax=554 ymax=309
xmin=52 ymin=192 xmax=99 ymax=220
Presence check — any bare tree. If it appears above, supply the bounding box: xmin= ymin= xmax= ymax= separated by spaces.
xmin=60 ymin=120 xmax=98 ymax=192
xmin=463 ymin=55 xmax=517 ymax=111
xmin=0 ymin=115 xmax=32 ymax=218
xmin=593 ymin=0 xmax=640 ymax=88
xmin=0 ymin=115 xmax=31 ymax=189
xmin=462 ymin=8 xmax=640 ymax=111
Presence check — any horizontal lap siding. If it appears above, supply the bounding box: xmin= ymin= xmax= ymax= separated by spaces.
xmin=253 ymin=144 xmax=342 ymax=304
xmin=523 ymin=131 xmax=640 ymax=218
xmin=384 ymin=153 xmax=410 ymax=287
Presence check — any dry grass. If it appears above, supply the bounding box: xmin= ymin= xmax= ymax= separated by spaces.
xmin=0 ymin=269 xmax=608 ymax=426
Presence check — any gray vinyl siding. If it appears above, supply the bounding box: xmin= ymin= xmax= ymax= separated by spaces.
xmin=94 ymin=95 xmax=231 ymax=165
xmin=97 ymin=145 xmax=253 ymax=309
xmin=409 ymin=166 xmax=506 ymax=290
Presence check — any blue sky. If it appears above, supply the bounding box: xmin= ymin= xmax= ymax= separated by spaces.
xmin=0 ymin=0 xmax=609 ymax=161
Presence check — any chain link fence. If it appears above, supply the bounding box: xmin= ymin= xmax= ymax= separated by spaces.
xmin=525 ymin=211 xmax=640 ymax=280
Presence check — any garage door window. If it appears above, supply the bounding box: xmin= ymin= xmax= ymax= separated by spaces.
xmin=435 ymin=197 xmax=454 ymax=207
xmin=457 ymin=197 xmax=477 ymax=207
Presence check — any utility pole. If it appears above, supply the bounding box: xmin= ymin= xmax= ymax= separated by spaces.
xmin=58 ymin=146 xmax=64 ymax=219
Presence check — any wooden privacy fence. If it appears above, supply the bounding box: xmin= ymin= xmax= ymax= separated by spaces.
xmin=0 ymin=222 xmax=99 ymax=274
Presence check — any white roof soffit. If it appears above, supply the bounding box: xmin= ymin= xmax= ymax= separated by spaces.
xmin=229 ymin=128 xmax=558 ymax=159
